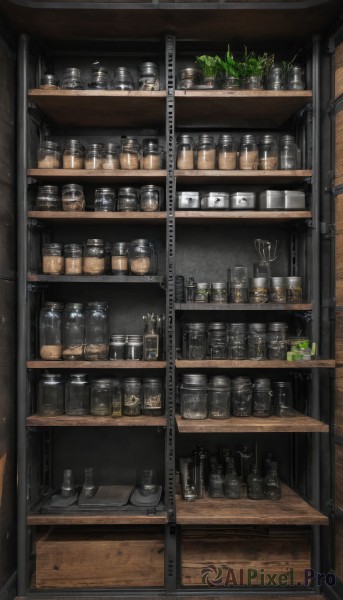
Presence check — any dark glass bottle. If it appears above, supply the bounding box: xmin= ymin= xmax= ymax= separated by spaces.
xmin=264 ymin=461 xmax=282 ymax=500
xmin=224 ymin=457 xmax=241 ymax=499
xmin=247 ymin=465 xmax=264 ymax=499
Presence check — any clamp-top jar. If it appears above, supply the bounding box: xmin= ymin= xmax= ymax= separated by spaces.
xmin=83 ymin=239 xmax=105 ymax=275
xmin=94 ymin=187 xmax=116 ymax=212
xmin=139 ymin=62 xmax=160 ymax=91
xmin=196 ymin=134 xmax=216 ymax=170
xmin=140 ymin=185 xmax=163 ymax=212
xmin=119 ymin=137 xmax=140 ymax=170
xmin=62 ymin=184 xmax=85 ymax=211
xmin=35 ymin=185 xmax=61 ymax=211
xmin=129 ymin=239 xmax=154 ymax=275
xmin=117 ymin=187 xmax=138 ymax=212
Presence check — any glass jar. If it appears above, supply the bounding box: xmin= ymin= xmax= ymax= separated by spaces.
xmin=196 ymin=134 xmax=216 ymax=170
xmin=83 ymin=239 xmax=105 ymax=275
xmin=122 ymin=377 xmax=142 ymax=416
xmin=264 ymin=462 xmax=282 ymax=499
xmin=113 ymin=66 xmax=135 ymax=91
xmin=185 ymin=277 xmax=196 ymax=303
xmin=195 ymin=282 xmax=210 ymax=303
xmin=39 ymin=301 xmax=63 ymax=360
xmin=62 ymin=183 xmax=85 ymax=211
xmin=231 ymin=376 xmax=252 ymax=417
xmin=273 ymin=381 xmax=295 ymax=416
xmin=119 ymin=137 xmax=140 ymax=170
xmin=217 ymin=134 xmax=237 ymax=170
xmin=140 ymin=185 xmax=163 ymax=212
xmin=117 ymin=187 xmax=139 ymax=212
xmin=268 ymin=322 xmax=288 ymax=360
xmin=94 ymin=187 xmax=116 ymax=212
xmin=65 ymin=374 xmax=90 ymax=415
xmin=285 ymin=276 xmax=302 ymax=303
xmin=141 ymin=140 xmax=163 ymax=170
xmin=91 ymin=378 xmax=112 ymax=416
xmin=182 ymin=323 xmax=207 ymax=360
xmin=209 ymin=467 xmax=225 ymax=498
xmin=242 ymin=75 xmax=263 ymax=90
xmin=61 ymin=67 xmax=84 ymax=89
xmin=143 ymin=378 xmax=163 ymax=416
xmin=40 ymin=74 xmax=59 ymax=90
xmin=64 ymin=243 xmax=83 ymax=275
xmin=225 ymin=457 xmax=241 ymax=499
xmin=210 ymin=282 xmax=227 ymax=304
xmin=103 ymin=143 xmax=120 ymax=170
xmin=248 ymin=323 xmax=267 ymax=360
xmin=111 ymin=379 xmax=122 ymax=417
xmin=269 ymin=277 xmax=286 ymax=303
xmin=252 ymin=378 xmax=272 ymax=417
xmin=247 ymin=466 xmax=264 ymax=499
xmin=109 ymin=334 xmax=126 ymax=360
xmin=139 ymin=62 xmax=160 ymax=91
xmin=176 ymin=135 xmax=195 ymax=170
xmin=180 ymin=373 xmax=208 ymax=420
xmin=227 ymin=323 xmax=248 ymax=360
xmin=267 ymin=64 xmax=284 ymax=90
xmin=259 ymin=134 xmax=279 ymax=170
xmin=249 ymin=277 xmax=269 ymax=304
xmin=37 ymin=141 xmax=61 ymax=169
xmin=208 ymin=324 xmax=227 ymax=359
xmin=239 ymin=134 xmax=258 ymax=170
xmin=287 ymin=65 xmax=305 ymax=90
xmin=111 ymin=242 xmax=129 ymax=275
xmin=280 ymin=135 xmax=298 ymax=170
xmin=228 ymin=266 xmax=249 ymax=304
xmin=63 ymin=140 xmax=85 ymax=169
xmin=177 ymin=67 xmax=201 ymax=90
xmin=221 ymin=74 xmax=239 ymax=90
xmin=38 ymin=373 xmax=64 ymax=416
xmin=89 ymin=64 xmax=109 ymax=90
xmin=42 ymin=243 xmax=64 ymax=275
xmin=207 ymin=375 xmax=231 ymax=419
xmin=35 ymin=185 xmax=61 ymax=211
xmin=84 ymin=302 xmax=109 ymax=360
xmin=85 ymin=143 xmax=104 ymax=170
xmin=125 ymin=335 xmax=143 ymax=361
xmin=62 ymin=302 xmax=85 ymax=360
xmin=129 ymin=239 xmax=153 ymax=275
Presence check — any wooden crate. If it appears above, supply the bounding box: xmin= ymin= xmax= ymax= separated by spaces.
xmin=35 ymin=527 xmax=164 ymax=588
xmin=181 ymin=527 xmax=310 ymax=587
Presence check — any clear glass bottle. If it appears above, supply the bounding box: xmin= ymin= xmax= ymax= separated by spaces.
xmin=38 ymin=373 xmax=64 ymax=415
xmin=122 ymin=377 xmax=142 ymax=416
xmin=225 ymin=457 xmax=241 ymax=499
xmin=140 ymin=185 xmax=163 ymax=212
xmin=62 ymin=183 xmax=85 ymax=211
xmin=103 ymin=143 xmax=120 ymax=170
xmin=252 ymin=378 xmax=273 ymax=417
xmin=248 ymin=323 xmax=267 ymax=360
xmin=143 ymin=378 xmax=163 ymax=416
xmin=239 ymin=134 xmax=258 ymax=170
xmin=119 ymin=137 xmax=140 ymax=170
xmin=113 ymin=66 xmax=135 ymax=91
xmin=88 ymin=64 xmax=109 ymax=90
xmin=267 ymin=64 xmax=285 ymax=90
xmin=62 ymin=302 xmax=85 ymax=360
xmin=109 ymin=334 xmax=126 ymax=360
xmin=61 ymin=469 xmax=75 ymax=498
xmin=264 ymin=461 xmax=282 ymax=499
xmin=91 ymin=378 xmax=112 ymax=416
xmin=227 ymin=323 xmax=248 ymax=360
xmin=94 ymin=187 xmax=116 ymax=212
xmin=35 ymin=185 xmax=61 ymax=211
xmin=195 ymin=282 xmax=210 ymax=303
xmin=182 ymin=323 xmax=207 ymax=360
xmin=82 ymin=467 xmax=96 ymax=498
xmin=196 ymin=134 xmax=216 ymax=170
xmin=259 ymin=134 xmax=279 ymax=170
xmin=39 ymin=301 xmax=63 ymax=360
xmin=207 ymin=375 xmax=231 ymax=419
xmin=111 ymin=379 xmax=122 ymax=417
xmin=40 ymin=74 xmax=59 ymax=90
xmin=279 ymin=135 xmax=298 ymax=170
xmin=231 ymin=376 xmax=252 ymax=417
xmin=273 ymin=381 xmax=295 ymax=416
xmin=42 ymin=243 xmax=64 ymax=275
xmin=180 ymin=373 xmax=208 ymax=420
xmin=63 ymin=139 xmax=85 ymax=169
xmin=65 ymin=373 xmax=90 ymax=415
xmin=117 ymin=187 xmax=139 ymax=212
xmin=249 ymin=277 xmax=269 ymax=304
xmin=185 ymin=277 xmax=197 ymax=303
xmin=285 ymin=276 xmax=302 ymax=303
xmin=176 ymin=135 xmax=195 ymax=170
xmin=269 ymin=277 xmax=286 ymax=303
xmin=209 ymin=467 xmax=225 ymax=498
xmin=61 ymin=67 xmax=84 ymax=89
xmin=238 ymin=446 xmax=253 ymax=483
xmin=85 ymin=143 xmax=104 ymax=170
xmin=268 ymin=322 xmax=288 ymax=360
xmin=210 ymin=282 xmax=227 ymax=304
xmin=228 ymin=266 xmax=249 ymax=303
xmin=217 ymin=134 xmax=237 ymax=170
xmin=83 ymin=239 xmax=105 ymax=275
xmin=129 ymin=239 xmax=153 ymax=275
xmin=64 ymin=243 xmax=83 ymax=275
xmin=125 ymin=335 xmax=143 ymax=360
xmin=287 ymin=65 xmax=305 ymax=90
xmin=84 ymin=301 xmax=109 ymax=360
xmin=247 ymin=465 xmax=264 ymax=499
xmin=139 ymin=62 xmax=160 ymax=91
xmin=37 ymin=141 xmax=61 ymax=169
xmin=143 ymin=313 xmax=159 ymax=360
xmin=141 ymin=139 xmax=163 ymax=170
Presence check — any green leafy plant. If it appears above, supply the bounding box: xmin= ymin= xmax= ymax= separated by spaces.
xmin=215 ymin=45 xmax=239 ymax=78
xmin=281 ymin=52 xmax=300 ymax=80
xmin=195 ymin=54 xmax=221 ymax=79
xmin=237 ymin=46 xmax=274 ymax=80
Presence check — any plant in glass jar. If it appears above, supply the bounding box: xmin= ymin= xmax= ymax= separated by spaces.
xmin=215 ymin=45 xmax=240 ymax=90
xmin=237 ymin=47 xmax=274 ymax=90
xmin=195 ymin=54 xmax=221 ymax=88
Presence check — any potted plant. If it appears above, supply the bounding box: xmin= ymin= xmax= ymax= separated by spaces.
xmin=237 ymin=46 xmax=274 ymax=89
xmin=195 ymin=54 xmax=221 ymax=88
xmin=215 ymin=45 xmax=240 ymax=90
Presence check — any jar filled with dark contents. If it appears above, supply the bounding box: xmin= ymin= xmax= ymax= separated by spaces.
xmin=109 ymin=334 xmax=126 ymax=360
xmin=195 ymin=282 xmax=210 ymax=303
xmin=207 ymin=375 xmax=231 ymax=419
xmin=42 ymin=243 xmax=64 ymax=275
xmin=84 ymin=302 xmax=109 ymax=360
xmin=123 ymin=377 xmax=142 ymax=416
xmin=285 ymin=276 xmax=302 ymax=303
xmin=125 ymin=335 xmax=143 ymax=361
xmin=231 ymin=376 xmax=252 ymax=417
xmin=273 ymin=381 xmax=296 ymax=416
xmin=35 ymin=185 xmax=61 ymax=211
xmin=94 ymin=187 xmax=116 ymax=212
xmin=269 ymin=277 xmax=286 ymax=303
xmin=227 ymin=323 xmax=247 ymax=359
xmin=143 ymin=378 xmax=163 ymax=416
xmin=38 ymin=373 xmax=64 ymax=415
xmin=248 ymin=323 xmax=267 ymax=360
xmin=180 ymin=373 xmax=208 ymax=420
xmin=39 ymin=301 xmax=63 ymax=360
xmin=268 ymin=322 xmax=288 ymax=360
xmin=252 ymin=378 xmax=273 ymax=417
xmin=62 ymin=303 xmax=85 ymax=360
xmin=91 ymin=378 xmax=112 ymax=416
xmin=62 ymin=184 xmax=85 ymax=211
xmin=210 ymin=282 xmax=227 ymax=303
xmin=182 ymin=323 xmax=207 ymax=360
xmin=65 ymin=374 xmax=90 ymax=415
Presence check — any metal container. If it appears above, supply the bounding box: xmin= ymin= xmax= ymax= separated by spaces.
xmin=259 ymin=190 xmax=285 ymax=210
xmin=200 ymin=192 xmax=229 ymax=210
xmin=283 ymin=190 xmax=305 ymax=210
xmin=230 ymin=191 xmax=256 ymax=210
xmin=176 ymin=191 xmax=200 ymax=210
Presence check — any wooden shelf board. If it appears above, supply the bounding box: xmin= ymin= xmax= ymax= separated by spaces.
xmin=27 ymin=360 xmax=166 ymax=369
xmin=27 ymin=274 xmax=165 ymax=284
xmin=28 ymin=169 xmax=166 ymax=183
xmin=28 ymin=210 xmax=167 ymax=223
xmin=175 ymin=303 xmax=312 ymax=311
xmin=175 ymin=90 xmax=312 ymax=128
xmin=28 ymin=89 xmax=166 ymax=128
xmin=26 ymin=414 xmax=166 ymax=427
xmin=175 ymin=414 xmax=328 ymax=433
xmin=175 ymin=359 xmax=335 ymax=369
xmin=175 ymin=170 xmax=312 ymax=185
xmin=27 ymin=513 xmax=167 ymax=525
xmin=175 ymin=210 xmax=311 ymax=224
xmin=176 ymin=483 xmax=328 ymax=525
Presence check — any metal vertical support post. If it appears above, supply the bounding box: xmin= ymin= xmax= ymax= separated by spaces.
xmin=164 ymin=34 xmax=177 ymax=594
xmin=17 ymin=33 xmax=29 ymax=598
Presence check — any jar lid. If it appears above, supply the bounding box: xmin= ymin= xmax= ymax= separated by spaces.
xmin=240 ymin=134 xmax=256 ymax=144
xmin=63 ymin=67 xmax=82 ymax=77
xmin=126 ymin=335 xmax=143 ymax=343
xmin=140 ymin=184 xmax=161 ymax=192
xmin=285 ymin=276 xmax=302 ymax=285
xmin=181 ymin=373 xmax=207 ymax=385
xmin=86 ymin=238 xmax=104 ymax=246
xmin=121 ymin=136 xmax=139 ymax=148
xmin=130 ymin=238 xmax=151 ymax=246
xmin=290 ymin=64 xmax=302 ymax=73
xmin=254 ymin=378 xmax=271 ymax=388
xmin=184 ymin=322 xmax=207 ymax=331
xmin=105 ymin=142 xmax=119 ymax=152
xmin=248 ymin=323 xmax=266 ymax=331
xmin=86 ymin=301 xmax=108 ymax=309
xmin=41 ymin=73 xmax=59 ymax=86
xmin=208 ymin=375 xmax=231 ymax=387
xmin=64 ymin=302 xmax=84 ymax=310
xmin=143 ymin=378 xmax=162 ymax=384
xmin=273 ymin=381 xmax=292 ymax=387
xmin=62 ymin=183 xmax=84 ymax=193
xmin=249 ymin=277 xmax=268 ymax=287
xmin=118 ymin=187 xmax=138 ymax=195
xmin=269 ymin=64 xmax=283 ymax=74
xmin=211 ymin=282 xmax=227 ymax=290
xmin=43 ymin=242 xmax=63 ymax=251
xmin=198 ymin=134 xmax=214 ymax=143
xmin=43 ymin=301 xmax=64 ymax=310
xmin=64 ymin=243 xmax=82 ymax=253
xmin=218 ymin=134 xmax=234 ymax=144
xmin=95 ymin=187 xmax=116 ymax=195
xmin=228 ymin=322 xmax=248 ymax=332
xmin=269 ymin=277 xmax=286 ymax=286
xmin=260 ymin=134 xmax=277 ymax=144
xmin=196 ymin=282 xmax=209 ymax=289
xmin=91 ymin=64 xmax=108 ymax=74
xmin=208 ymin=322 xmax=226 ymax=330
xmin=38 ymin=185 xmax=59 ymax=194
xmin=177 ymin=134 xmax=194 ymax=144
xmin=91 ymin=378 xmax=112 ymax=386
xmin=280 ymin=134 xmax=296 ymax=144
xmin=41 ymin=373 xmax=63 ymax=381
xmin=69 ymin=373 xmax=88 ymax=382
xmin=87 ymin=143 xmax=104 ymax=151
xmin=179 ymin=67 xmax=201 ymax=79
xmin=232 ymin=376 xmax=251 ymax=386
xmin=110 ymin=334 xmax=127 ymax=343
xmin=65 ymin=139 xmax=84 ymax=150
xmin=140 ymin=61 xmax=159 ymax=73
xmin=115 ymin=66 xmax=132 ymax=74
xmin=123 ymin=377 xmax=142 ymax=383
xmin=40 ymin=140 xmax=61 ymax=151
xmin=111 ymin=241 xmax=128 ymax=253
xmin=268 ymin=322 xmax=288 ymax=331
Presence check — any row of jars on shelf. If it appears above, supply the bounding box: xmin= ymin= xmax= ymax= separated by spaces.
xmin=39 ymin=302 xmax=163 ymax=361
xmin=37 ymin=138 xmax=164 ymax=170
xmin=181 ymin=322 xmax=311 ymax=361
xmin=176 ymin=133 xmax=299 ymax=170
xmin=38 ymin=373 xmax=164 ymax=417
xmin=40 ymin=63 xmax=161 ymax=91
xmin=176 ymin=189 xmax=306 ymax=211
xmin=179 ymin=374 xmax=294 ymax=420
xmin=42 ymin=238 xmax=158 ymax=276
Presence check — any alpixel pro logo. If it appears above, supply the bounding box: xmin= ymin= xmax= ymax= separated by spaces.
xmin=201 ymin=566 xmax=337 ymax=588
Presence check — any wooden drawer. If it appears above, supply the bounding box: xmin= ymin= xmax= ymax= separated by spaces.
xmin=35 ymin=527 xmax=164 ymax=588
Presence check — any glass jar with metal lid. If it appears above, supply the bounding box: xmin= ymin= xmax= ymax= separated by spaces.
xmin=42 ymin=243 xmax=64 ymax=275
xmin=279 ymin=135 xmax=298 ymax=170
xmin=62 ymin=183 xmax=85 ymax=211
xmin=140 ymin=185 xmax=163 ymax=212
xmin=85 ymin=143 xmax=104 ymax=170
xmin=91 ymin=378 xmax=112 ymax=416
xmin=207 ymin=323 xmax=227 ymax=359
xmin=138 ymin=62 xmax=160 ymax=91
xmin=207 ymin=375 xmax=231 ymax=419
xmin=84 ymin=301 xmax=109 ymax=360
xmin=113 ymin=66 xmax=135 ymax=91
xmin=103 ymin=143 xmax=120 ymax=170
xmin=217 ymin=134 xmax=237 ymax=170
xmin=37 ymin=141 xmax=61 ymax=169
xmin=180 ymin=373 xmax=208 ymax=419
xmin=65 ymin=374 xmax=90 ymax=415
xmin=83 ymin=239 xmax=105 ymax=275
xmin=111 ymin=379 xmax=122 ymax=417
xmin=94 ymin=187 xmax=116 ymax=212
xmin=177 ymin=67 xmax=201 ymax=90
xmin=210 ymin=282 xmax=227 ymax=303
xmin=182 ymin=323 xmax=207 ymax=360
xmin=287 ymin=65 xmax=305 ymax=90
xmin=111 ymin=242 xmax=129 ymax=275
xmin=221 ymin=74 xmax=239 ymax=90
xmin=231 ymin=376 xmax=252 ymax=417
xmin=109 ymin=334 xmax=126 ymax=360
xmin=64 ymin=244 xmax=83 ymax=275
xmin=239 ymin=134 xmax=258 ymax=170
xmin=249 ymin=277 xmax=269 ymax=304
xmin=248 ymin=323 xmax=267 ymax=360
xmin=117 ymin=187 xmax=139 ymax=212
xmin=269 ymin=277 xmax=286 ymax=303
xmin=273 ymin=381 xmax=295 ymax=416
xmin=38 ymin=373 xmax=64 ymax=416
xmin=228 ymin=266 xmax=249 ymax=304
xmin=119 ymin=137 xmax=140 ymax=170
xmin=285 ymin=276 xmax=302 ymax=303
xmin=35 ymin=185 xmax=61 ymax=211
xmin=88 ymin=64 xmax=109 ymax=90
xmin=268 ymin=322 xmax=288 ymax=360
xmin=40 ymin=74 xmax=59 ymax=90
xmin=141 ymin=139 xmax=163 ymax=170
xmin=63 ymin=140 xmax=85 ymax=169
xmin=267 ymin=64 xmax=284 ymax=90
xmin=61 ymin=67 xmax=84 ymax=89
xmin=39 ymin=301 xmax=63 ymax=360
xmin=195 ymin=282 xmax=210 ymax=303
xmin=252 ymin=378 xmax=273 ymax=417
xmin=129 ymin=239 xmax=153 ymax=275
xmin=125 ymin=335 xmax=143 ymax=361
xmin=259 ymin=134 xmax=279 ymax=170
xmin=196 ymin=134 xmax=216 ymax=170
xmin=143 ymin=378 xmax=163 ymax=416
xmin=122 ymin=377 xmax=142 ymax=416
xmin=227 ymin=323 xmax=248 ymax=359
xmin=176 ymin=135 xmax=195 ymax=170
xmin=62 ymin=303 xmax=85 ymax=360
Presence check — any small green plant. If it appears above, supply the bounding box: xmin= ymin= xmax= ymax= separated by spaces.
xmin=237 ymin=46 xmax=274 ymax=80
xmin=215 ymin=45 xmax=239 ymax=78
xmin=281 ymin=53 xmax=300 ymax=80
xmin=195 ymin=54 xmax=221 ymax=79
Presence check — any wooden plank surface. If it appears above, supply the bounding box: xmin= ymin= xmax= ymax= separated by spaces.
xmin=27 ymin=274 xmax=164 ymax=284
xmin=26 ymin=414 xmax=166 ymax=427
xmin=28 ymin=210 xmax=167 ymax=223
xmin=28 ymin=169 xmax=166 ymax=183
xmin=175 ymin=359 xmax=335 ymax=369
xmin=28 ymin=513 xmax=167 ymax=526
xmin=175 ymin=414 xmax=328 ymax=433
xmin=27 ymin=360 xmax=166 ymax=369
xmin=175 ymin=210 xmax=311 ymax=225
xmin=176 ymin=483 xmax=328 ymax=525
xmin=335 ymin=42 xmax=343 ymax=98
xmin=175 ymin=170 xmax=312 ymax=185
xmin=175 ymin=303 xmax=312 ymax=312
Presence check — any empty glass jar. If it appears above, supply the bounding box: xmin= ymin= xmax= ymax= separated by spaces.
xmin=141 ymin=139 xmax=163 ymax=170
xmin=119 ymin=137 xmax=140 ymax=170
xmin=35 ymin=185 xmax=61 ymax=211
xmin=83 ymin=239 xmax=105 ymax=275
xmin=287 ymin=65 xmax=305 ymax=90
xmin=227 ymin=323 xmax=248 ymax=359
xmin=217 ymin=134 xmax=237 ymax=170
xmin=231 ymin=376 xmax=252 ymax=417
xmin=209 ymin=467 xmax=225 ymax=498
xmin=113 ymin=66 xmax=135 ymax=90
xmin=129 ymin=239 xmax=154 ymax=275
xmin=122 ymin=377 xmax=142 ymax=416
xmin=239 ymin=134 xmax=258 ymax=170
xmin=61 ymin=67 xmax=84 ymax=89
xmin=38 ymin=373 xmax=64 ymax=415
xmin=39 ymin=301 xmax=63 ymax=360
xmin=252 ymin=378 xmax=273 ymax=417
xmin=138 ymin=62 xmax=160 ymax=91
xmin=208 ymin=323 xmax=227 ymax=359
xmin=143 ymin=378 xmax=163 ymax=416
xmin=259 ymin=134 xmax=279 ymax=170
xmin=62 ymin=183 xmax=85 ymax=211
xmin=89 ymin=64 xmax=109 ymax=90
xmin=225 ymin=457 xmax=241 ymax=498
xmin=248 ymin=323 xmax=267 ymax=360
xmin=180 ymin=373 xmax=208 ymax=420
xmin=268 ymin=322 xmax=288 ymax=359
xmin=229 ymin=267 xmax=248 ymax=303
xmin=64 ymin=243 xmax=83 ymax=275
xmin=267 ymin=64 xmax=284 ymax=90
xmin=103 ymin=143 xmax=120 ymax=170
xmin=196 ymin=134 xmax=216 ymax=170
xmin=264 ymin=461 xmax=282 ymax=499
xmin=91 ymin=378 xmax=112 ymax=416
xmin=140 ymin=185 xmax=163 ymax=212
xmin=176 ymin=135 xmax=195 ymax=170
xmin=125 ymin=335 xmax=143 ymax=361
xmin=84 ymin=301 xmax=109 ymax=360
xmin=94 ymin=187 xmax=116 ymax=212
xmin=63 ymin=139 xmax=85 ymax=169
xmin=207 ymin=375 xmax=231 ymax=419
xmin=62 ymin=303 xmax=85 ymax=360
xmin=273 ymin=381 xmax=295 ymax=416
xmin=40 ymin=74 xmax=59 ymax=90
xmin=65 ymin=374 xmax=90 ymax=415
xmin=109 ymin=334 xmax=126 ymax=360
xmin=117 ymin=187 xmax=139 ymax=212
xmin=42 ymin=243 xmax=64 ymax=275
xmin=37 ymin=141 xmax=61 ymax=169
xmin=182 ymin=323 xmax=207 ymax=360
xmin=280 ymin=135 xmax=298 ymax=170
xmin=85 ymin=143 xmax=104 ymax=170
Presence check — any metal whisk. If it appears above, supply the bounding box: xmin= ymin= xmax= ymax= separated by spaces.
xmin=254 ymin=238 xmax=279 ymax=263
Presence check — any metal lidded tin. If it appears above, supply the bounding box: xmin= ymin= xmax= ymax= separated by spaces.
xmin=230 ymin=191 xmax=256 ymax=210
xmin=176 ymin=191 xmax=200 ymax=210
xmin=259 ymin=190 xmax=285 ymax=210
xmin=200 ymin=192 xmax=230 ymax=210
xmin=283 ymin=190 xmax=305 ymax=210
